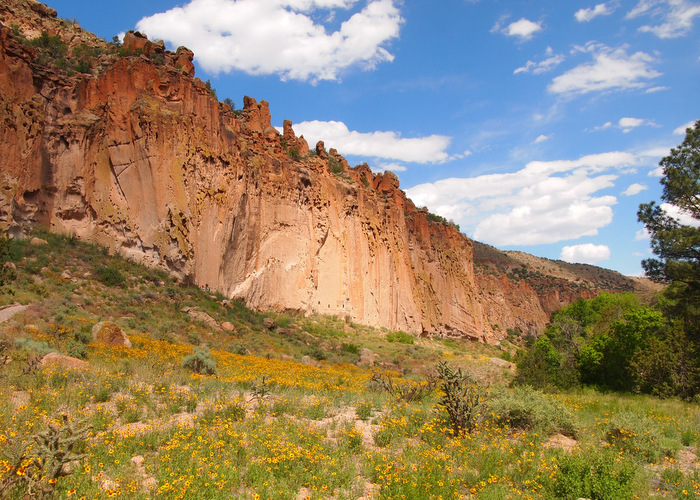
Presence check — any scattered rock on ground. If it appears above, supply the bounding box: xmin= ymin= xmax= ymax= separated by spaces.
xmin=489 ymin=357 xmax=514 ymax=369
xmin=545 ymin=433 xmax=578 ymax=452
xmin=221 ymin=321 xmax=235 ymax=331
xmin=263 ymin=317 xmax=276 ymax=329
xmin=187 ymin=309 xmax=221 ymax=331
xmin=92 ymin=321 xmax=132 ymax=348
xmin=358 ymin=348 xmax=377 ymax=366
xmin=301 ymin=355 xmax=319 ymax=367
xmin=40 ymin=352 xmax=89 ymax=370
xmin=30 ymin=237 xmax=48 ymax=246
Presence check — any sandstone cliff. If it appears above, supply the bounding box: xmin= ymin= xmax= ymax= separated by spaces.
xmin=0 ymin=1 xmax=655 ymax=342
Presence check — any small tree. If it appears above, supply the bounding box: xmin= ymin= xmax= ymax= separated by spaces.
xmin=637 ymin=120 xmax=700 ymax=329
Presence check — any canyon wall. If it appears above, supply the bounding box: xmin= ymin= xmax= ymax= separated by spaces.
xmin=1 ymin=1 xmax=652 ymax=342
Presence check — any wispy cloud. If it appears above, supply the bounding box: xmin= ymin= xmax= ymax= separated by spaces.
xmin=135 ymin=0 xmax=403 ymax=82
xmin=406 ymin=151 xmax=639 ymax=246
xmin=548 ymin=43 xmax=661 ymax=95
xmin=575 ymin=3 xmax=616 ymax=22
xmin=561 ymin=243 xmax=611 ymax=264
xmin=627 ymin=0 xmax=700 ymax=38
xmin=514 ymin=47 xmax=565 ymax=74
xmin=290 ymin=120 xmax=454 ymax=164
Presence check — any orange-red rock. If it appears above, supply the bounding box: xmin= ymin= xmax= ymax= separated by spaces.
xmin=0 ymin=1 xmax=655 ymax=343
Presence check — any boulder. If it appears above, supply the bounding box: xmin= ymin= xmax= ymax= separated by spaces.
xmin=40 ymin=352 xmax=89 ymax=369
xmin=92 ymin=321 xmax=132 ymax=348
xmin=221 ymin=321 xmax=235 ymax=332
xmin=263 ymin=317 xmax=276 ymax=329
xmin=30 ymin=237 xmax=48 ymax=246
xmin=301 ymin=355 xmax=319 ymax=367
xmin=187 ymin=310 xmax=220 ymax=331
xmin=358 ymin=348 xmax=377 ymax=366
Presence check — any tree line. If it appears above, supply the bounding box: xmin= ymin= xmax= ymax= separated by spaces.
xmin=516 ymin=120 xmax=700 ymax=399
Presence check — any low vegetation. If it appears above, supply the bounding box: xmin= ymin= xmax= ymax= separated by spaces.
xmin=0 ymin=229 xmax=698 ymax=499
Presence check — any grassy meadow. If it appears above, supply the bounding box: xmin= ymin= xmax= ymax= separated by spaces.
xmin=0 ymin=230 xmax=698 ymax=499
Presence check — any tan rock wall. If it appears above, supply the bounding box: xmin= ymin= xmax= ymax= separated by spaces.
xmin=0 ymin=22 xmax=494 ymax=340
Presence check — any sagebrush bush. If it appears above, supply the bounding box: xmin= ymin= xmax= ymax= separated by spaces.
xmin=487 ymin=385 xmax=578 ymax=438
xmin=605 ymin=410 xmax=679 ymax=463
xmin=14 ymin=337 xmax=56 ymax=356
xmin=182 ymin=345 xmax=218 ymax=375
xmin=66 ymin=340 xmax=88 ymax=360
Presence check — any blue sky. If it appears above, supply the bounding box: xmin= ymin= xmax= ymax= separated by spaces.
xmin=45 ymin=0 xmax=700 ymax=276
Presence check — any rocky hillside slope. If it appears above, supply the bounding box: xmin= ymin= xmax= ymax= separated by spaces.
xmin=0 ymin=0 xmax=657 ymax=342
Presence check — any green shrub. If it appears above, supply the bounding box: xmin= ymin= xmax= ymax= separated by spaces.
xmin=182 ymin=345 xmax=218 ymax=375
xmin=66 ymin=340 xmax=88 ymax=360
xmin=0 ymin=235 xmax=17 ymax=286
xmin=14 ymin=338 xmax=56 ymax=356
xmin=187 ymin=332 xmax=202 ymax=345
xmin=487 ymin=385 xmax=578 ymax=438
xmin=386 ymin=331 xmax=414 ymax=344
xmin=355 ymin=401 xmax=374 ymax=421
xmin=73 ymin=327 xmax=92 ymax=344
xmin=328 ymin=157 xmax=344 ymax=174
xmin=605 ymin=411 xmax=679 ymax=463
xmin=373 ymin=427 xmax=394 ymax=447
xmin=95 ymin=266 xmax=126 ymax=287
xmin=0 ymin=415 xmax=91 ymax=499
xmin=545 ymin=447 xmax=638 ymax=500
xmin=341 ymin=342 xmax=359 ymax=354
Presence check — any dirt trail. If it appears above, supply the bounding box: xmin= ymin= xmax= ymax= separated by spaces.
xmin=0 ymin=304 xmax=29 ymax=323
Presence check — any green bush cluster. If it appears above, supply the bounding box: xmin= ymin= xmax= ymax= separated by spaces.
xmin=605 ymin=411 xmax=679 ymax=463
xmin=386 ymin=331 xmax=414 ymax=344
xmin=514 ymin=292 xmax=698 ymax=398
xmin=95 ymin=265 xmax=126 ymax=287
xmin=487 ymin=385 xmax=578 ymax=437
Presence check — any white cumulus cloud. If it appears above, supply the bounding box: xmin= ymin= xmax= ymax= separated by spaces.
xmin=493 ymin=17 xmax=543 ymax=41
xmin=674 ymin=120 xmax=696 ymax=135
xmin=622 ymin=182 xmax=648 ymax=196
xmin=619 ymin=117 xmax=645 ymax=129
xmin=290 ymin=120 xmax=453 ymax=164
xmin=662 ymin=203 xmax=700 ymax=227
xmin=135 ymin=0 xmax=403 ymax=82
xmin=548 ymin=43 xmax=661 ymax=95
xmin=561 ymin=243 xmax=611 ymax=264
xmin=635 ymin=228 xmax=650 ymax=240
xmin=627 ymin=0 xmax=700 ymax=38
xmin=575 ymin=3 xmax=615 ymax=22
xmin=405 ymin=151 xmax=639 ymax=246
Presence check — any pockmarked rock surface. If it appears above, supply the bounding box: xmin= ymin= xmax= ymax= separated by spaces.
xmin=0 ymin=0 xmax=653 ymax=341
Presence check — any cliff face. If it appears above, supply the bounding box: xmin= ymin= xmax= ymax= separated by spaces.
xmin=0 ymin=1 xmax=493 ymax=340
xmin=0 ymin=1 xmax=653 ymax=342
